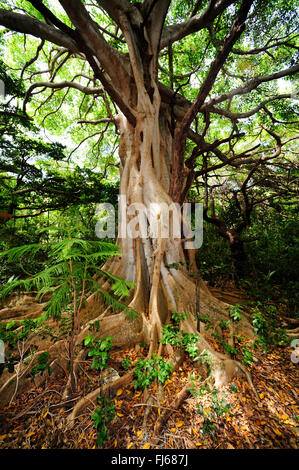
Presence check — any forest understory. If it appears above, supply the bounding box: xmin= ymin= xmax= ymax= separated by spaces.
xmin=0 ymin=0 xmax=298 ymax=453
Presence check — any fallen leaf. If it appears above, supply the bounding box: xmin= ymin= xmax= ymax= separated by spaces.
xmin=116 ymin=389 xmax=123 ymax=396
xmin=143 ymin=443 xmax=151 ymax=449
xmin=176 ymin=420 xmax=184 ymax=428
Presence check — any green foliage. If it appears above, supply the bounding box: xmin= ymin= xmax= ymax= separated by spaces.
xmin=251 ymin=305 xmax=289 ymax=349
xmin=0 ymin=318 xmax=38 ymax=347
xmin=134 ymin=354 xmax=174 ymax=389
xmin=0 ymin=232 xmax=136 ymax=320
xmin=229 ymin=383 xmax=238 ymax=393
xmin=193 ymin=385 xmax=232 ymax=439
xmin=227 ymin=305 xmax=243 ymax=322
xmin=0 ymin=58 xmax=25 ymax=97
xmin=171 ymin=311 xmax=189 ymax=324
xmin=187 ymin=373 xmax=207 ymax=397
xmin=0 ymin=58 xmax=119 ymax=266
xmin=202 ymin=418 xmax=216 ymax=438
xmin=161 ymin=312 xmax=200 ymax=360
xmin=121 ymin=357 xmax=132 ymax=370
xmin=92 ymin=396 xmax=115 ymax=446
xmin=165 ymin=262 xmax=184 ymax=270
xmin=211 ymin=394 xmax=231 ymax=417
xmin=160 ymin=324 xmax=181 ymax=347
xmin=241 ymin=346 xmax=254 ymax=367
xmin=199 ymin=350 xmax=212 ymax=368
xmin=219 ymin=340 xmax=238 ymax=357
xmin=180 ymin=332 xmax=200 ymax=358
xmin=0 ymin=317 xmax=41 ymax=377
xmin=252 ymin=309 xmax=268 ymax=337
xmin=0 ymin=229 xmax=135 ymax=393
xmin=220 ymin=319 xmax=231 ymax=330
xmin=198 ymin=314 xmax=213 ymax=330
xmin=84 ymin=334 xmax=113 ymax=371
xmin=199 ymin=208 xmax=299 ymax=319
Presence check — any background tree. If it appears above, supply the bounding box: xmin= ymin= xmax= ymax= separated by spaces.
xmin=200 ymin=126 xmax=298 ymax=281
xmin=0 ymin=58 xmax=119 ymax=222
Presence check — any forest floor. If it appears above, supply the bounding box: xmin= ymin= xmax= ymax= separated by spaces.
xmin=0 ymin=289 xmax=298 ymax=450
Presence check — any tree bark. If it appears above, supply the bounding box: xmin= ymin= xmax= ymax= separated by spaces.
xmin=96 ymin=102 xmax=255 ymax=386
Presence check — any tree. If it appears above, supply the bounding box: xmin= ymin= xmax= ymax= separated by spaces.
xmin=201 ymin=127 xmax=299 ymax=280
xmin=0 ymin=0 xmax=298 ymax=408
xmin=0 ymin=59 xmax=119 ymax=222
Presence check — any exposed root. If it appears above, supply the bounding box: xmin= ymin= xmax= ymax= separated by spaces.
xmin=287 ymin=326 xmax=299 ymax=338
xmin=139 ymin=347 xmax=185 ymax=431
xmin=281 ymin=316 xmax=299 ymax=326
xmin=0 ymin=303 xmax=45 ymax=322
xmin=179 ymin=309 xmax=258 ymax=397
xmin=0 ymin=339 xmax=68 ymax=408
xmin=142 ymin=394 xmax=155 ymax=432
xmin=77 ymin=311 xmax=144 ymax=347
xmin=153 ymin=383 xmax=191 ymax=438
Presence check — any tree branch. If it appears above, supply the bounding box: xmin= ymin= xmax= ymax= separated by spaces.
xmin=0 ymin=9 xmax=78 ymax=51
xmin=169 ymin=0 xmax=254 ymax=202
